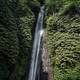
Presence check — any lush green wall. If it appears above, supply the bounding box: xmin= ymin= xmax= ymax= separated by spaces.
xmin=0 ymin=0 xmax=39 ymax=80
xmin=45 ymin=0 xmax=80 ymax=80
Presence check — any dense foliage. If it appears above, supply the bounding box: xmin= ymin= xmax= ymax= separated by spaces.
xmin=45 ymin=0 xmax=80 ymax=80
xmin=0 ymin=0 xmax=40 ymax=80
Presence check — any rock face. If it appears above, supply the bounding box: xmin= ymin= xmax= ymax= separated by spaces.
xmin=0 ymin=0 xmax=37 ymax=80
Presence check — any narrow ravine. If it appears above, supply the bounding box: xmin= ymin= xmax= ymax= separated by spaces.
xmin=28 ymin=6 xmax=44 ymax=80
xmin=0 ymin=1 xmax=80 ymax=80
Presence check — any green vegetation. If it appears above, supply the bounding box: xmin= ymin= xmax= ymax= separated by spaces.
xmin=0 ymin=0 xmax=40 ymax=80
xmin=1 ymin=0 xmax=80 ymax=80
xmin=45 ymin=0 xmax=80 ymax=14
xmin=45 ymin=0 xmax=80 ymax=80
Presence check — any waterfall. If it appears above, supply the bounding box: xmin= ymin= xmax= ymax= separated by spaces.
xmin=28 ymin=6 xmax=44 ymax=80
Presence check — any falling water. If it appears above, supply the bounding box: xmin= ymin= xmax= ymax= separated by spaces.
xmin=28 ymin=6 xmax=44 ymax=80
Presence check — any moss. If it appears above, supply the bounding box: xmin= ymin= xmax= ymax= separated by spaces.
xmin=14 ymin=15 xmax=35 ymax=80
xmin=0 ymin=0 xmax=35 ymax=80
xmin=0 ymin=0 xmax=19 ymax=79
xmin=46 ymin=0 xmax=80 ymax=80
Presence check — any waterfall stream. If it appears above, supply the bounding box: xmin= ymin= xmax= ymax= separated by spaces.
xmin=28 ymin=6 xmax=44 ymax=80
